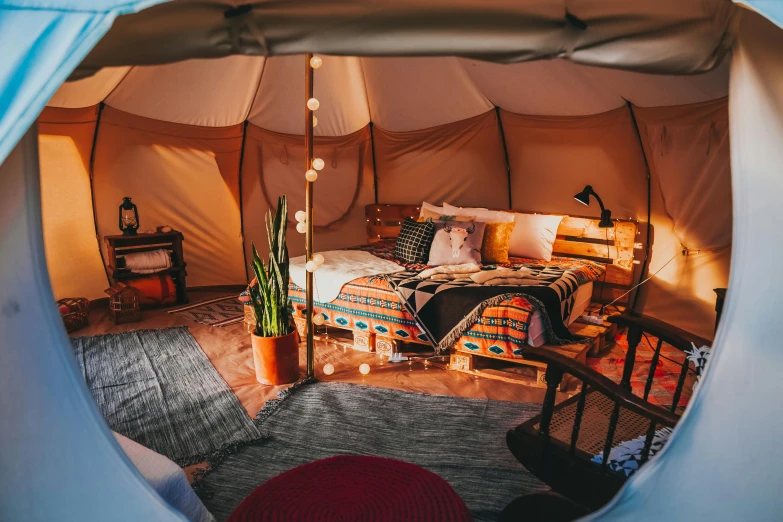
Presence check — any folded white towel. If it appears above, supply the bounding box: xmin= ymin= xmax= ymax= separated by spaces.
xmin=124 ymin=249 xmax=172 ymax=274
xmin=417 ymin=263 xmax=481 ymax=280
xmin=470 ymin=267 xmax=534 ymax=284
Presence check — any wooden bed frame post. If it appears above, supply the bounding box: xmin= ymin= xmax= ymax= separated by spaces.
xmin=304 ymin=54 xmax=315 ymax=379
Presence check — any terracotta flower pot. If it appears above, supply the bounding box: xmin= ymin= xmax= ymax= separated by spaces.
xmin=251 ymin=329 xmax=300 ymax=385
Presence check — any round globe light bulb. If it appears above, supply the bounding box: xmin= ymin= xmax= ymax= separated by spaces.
xmin=312 ymin=313 xmax=325 ymax=326
xmin=310 ymin=56 xmax=323 ymax=69
xmin=312 ymin=158 xmax=325 ymax=171
xmin=307 ymin=98 xmax=320 ymax=111
xmin=323 ymin=363 xmax=334 ymax=375
xmin=295 ymin=210 xmax=306 ymax=223
xmin=312 ymin=116 xmax=318 ymax=128
xmin=296 ymin=222 xmax=307 ymax=234
xmin=305 ymin=169 xmax=318 ymax=182
xmin=359 ymin=363 xmax=371 ymax=375
xmin=305 ymin=260 xmax=318 ymax=272
xmin=313 ymin=253 xmax=325 ymax=266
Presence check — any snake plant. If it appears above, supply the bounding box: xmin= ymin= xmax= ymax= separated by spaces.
xmin=249 ymin=195 xmax=294 ymax=337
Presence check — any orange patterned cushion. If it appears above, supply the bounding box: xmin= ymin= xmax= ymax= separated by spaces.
xmin=481 ymin=222 xmax=516 ymax=264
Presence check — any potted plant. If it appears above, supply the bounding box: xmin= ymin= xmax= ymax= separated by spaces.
xmin=248 ymin=195 xmax=299 ymax=385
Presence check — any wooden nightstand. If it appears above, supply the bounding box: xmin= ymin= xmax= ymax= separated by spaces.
xmin=104 ymin=231 xmax=188 ymax=304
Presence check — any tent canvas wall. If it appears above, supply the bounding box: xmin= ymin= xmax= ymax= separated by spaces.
xmin=2 ymin=1 xmax=783 ymax=521
xmin=40 ymin=55 xmax=731 ymax=339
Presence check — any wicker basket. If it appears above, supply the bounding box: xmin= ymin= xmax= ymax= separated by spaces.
xmin=57 ymin=297 xmax=90 ymax=333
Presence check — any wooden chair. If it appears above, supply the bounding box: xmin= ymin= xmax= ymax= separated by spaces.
xmin=506 ymin=313 xmax=711 ymax=513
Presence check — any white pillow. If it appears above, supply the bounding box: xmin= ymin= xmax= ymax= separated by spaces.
xmin=442 ymin=202 xmax=515 ymax=223
xmin=419 ymin=201 xmax=446 ymax=219
xmin=508 ymin=213 xmax=565 ymax=261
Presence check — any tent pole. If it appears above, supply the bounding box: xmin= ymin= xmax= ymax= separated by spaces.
xmin=369 ymin=121 xmax=378 ymax=204
xmin=237 ymin=120 xmax=250 ymax=282
xmin=304 ymin=54 xmax=315 ymax=379
xmin=626 ymin=100 xmax=652 ymax=311
xmin=88 ymin=102 xmax=111 ymax=286
xmin=495 ymin=106 xmax=512 ymax=209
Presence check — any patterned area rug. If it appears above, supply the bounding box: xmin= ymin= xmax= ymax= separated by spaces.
xmin=196 ymin=382 xmax=545 ymax=522
xmin=169 ymin=296 xmax=245 ymax=327
xmin=71 ymin=327 xmax=262 ymax=466
xmin=587 ymin=332 xmax=694 ymax=409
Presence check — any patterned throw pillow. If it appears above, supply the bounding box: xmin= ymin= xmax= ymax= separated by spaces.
xmin=427 ymin=221 xmax=487 ymax=266
xmin=481 ymin=222 xmax=516 ymax=264
xmin=394 ymin=218 xmax=435 ymax=264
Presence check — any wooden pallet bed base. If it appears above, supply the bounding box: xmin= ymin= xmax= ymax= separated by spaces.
xmin=295 ymin=312 xmax=621 ymax=391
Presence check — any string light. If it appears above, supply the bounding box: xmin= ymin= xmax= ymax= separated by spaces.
xmin=295 ymin=210 xmax=306 ymax=223
xmin=296 ymin=222 xmax=307 ymax=234
xmin=305 ymin=169 xmax=318 ymax=182
xmin=359 ymin=363 xmax=370 ymax=375
xmin=323 ymin=363 xmax=334 ymax=375
xmin=313 ymin=116 xmax=318 ymax=128
xmin=310 ymin=56 xmax=323 ymax=69
xmin=306 ymin=260 xmax=318 ymax=272
xmin=307 ymin=98 xmax=320 ymax=111
xmin=312 ymin=158 xmax=325 ymax=171
xmin=313 ymin=253 xmax=325 ymax=266
xmin=312 ymin=312 xmax=324 ymax=325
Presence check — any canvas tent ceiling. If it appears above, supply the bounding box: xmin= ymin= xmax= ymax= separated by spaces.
xmin=41 ymin=54 xmax=731 ymax=338
xmin=9 ymin=1 xmax=783 ymax=521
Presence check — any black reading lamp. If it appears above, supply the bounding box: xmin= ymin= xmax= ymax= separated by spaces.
xmin=574 ymin=185 xmax=613 ymax=228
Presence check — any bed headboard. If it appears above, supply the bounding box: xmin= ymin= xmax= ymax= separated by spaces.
xmin=365 ymin=204 xmax=643 ymax=306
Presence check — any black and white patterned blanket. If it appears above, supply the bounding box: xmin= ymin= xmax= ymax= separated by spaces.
xmin=385 ymin=264 xmax=587 ymax=352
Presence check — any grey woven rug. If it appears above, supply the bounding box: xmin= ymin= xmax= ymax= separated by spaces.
xmin=71 ymin=327 xmax=262 ymax=466
xmin=196 ymin=382 xmax=546 ymax=521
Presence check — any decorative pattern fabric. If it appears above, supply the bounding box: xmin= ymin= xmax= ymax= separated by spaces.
xmin=385 ymin=267 xmax=580 ymax=352
xmin=394 ymin=218 xmax=435 ymax=264
xmin=195 ymin=382 xmax=546 ymax=522
xmin=169 ymin=296 xmax=246 ymax=327
xmin=427 ymin=221 xmax=486 ymax=266
xmin=289 ymin=241 xmax=604 ymax=357
xmin=70 ymin=327 xmax=263 ymax=466
xmin=481 ymin=222 xmax=516 ymax=264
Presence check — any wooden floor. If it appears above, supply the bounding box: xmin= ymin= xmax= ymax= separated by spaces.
xmin=75 ymin=290 xmax=565 ymax=418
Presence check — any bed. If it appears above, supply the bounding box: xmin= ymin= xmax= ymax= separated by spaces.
xmin=289 ymin=204 xmax=640 ymax=370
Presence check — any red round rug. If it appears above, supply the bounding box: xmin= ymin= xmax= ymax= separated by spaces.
xmin=227 ymin=455 xmax=473 ymax=522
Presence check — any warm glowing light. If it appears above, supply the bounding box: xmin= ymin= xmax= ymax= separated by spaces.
xmin=312 ymin=158 xmax=325 ymax=171
xmin=359 ymin=363 xmax=371 ymax=375
xmin=312 ymin=312 xmax=324 ymax=325
xmin=310 ymin=56 xmax=323 ymax=69
xmin=306 ymin=261 xmax=318 ymax=272
xmin=296 ymin=222 xmax=307 ymax=234
xmin=312 ymin=116 xmax=318 ymax=128
xmin=295 ymin=210 xmax=306 ymax=223
xmin=307 ymin=98 xmax=320 ymax=111
xmin=305 ymin=169 xmax=318 ymax=182
xmin=323 ymin=363 xmax=334 ymax=375
xmin=313 ymin=253 xmax=325 ymax=266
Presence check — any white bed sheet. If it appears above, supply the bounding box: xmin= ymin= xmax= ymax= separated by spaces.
xmin=527 ymin=282 xmax=593 ymax=347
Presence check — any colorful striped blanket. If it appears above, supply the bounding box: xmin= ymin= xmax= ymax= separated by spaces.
xmin=288 ymin=241 xmax=605 ymax=359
